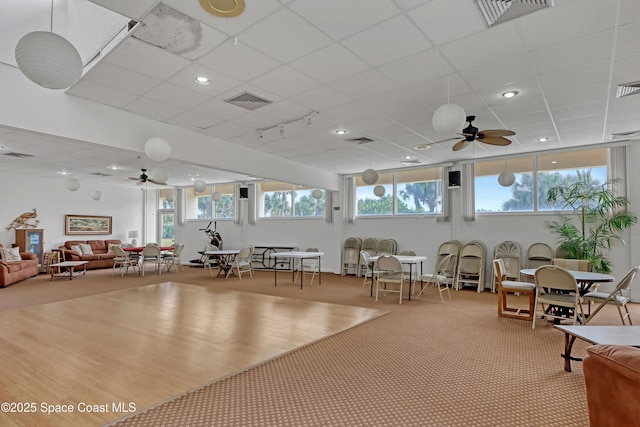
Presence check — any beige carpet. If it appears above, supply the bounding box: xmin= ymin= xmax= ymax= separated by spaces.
xmin=2 ymin=267 xmax=632 ymax=426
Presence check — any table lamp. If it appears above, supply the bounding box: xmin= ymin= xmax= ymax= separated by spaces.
xmin=128 ymin=230 xmax=139 ymax=247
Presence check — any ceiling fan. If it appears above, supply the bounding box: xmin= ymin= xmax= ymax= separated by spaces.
xmin=128 ymin=168 xmax=166 ymax=185
xmin=452 ymin=116 xmax=516 ymax=151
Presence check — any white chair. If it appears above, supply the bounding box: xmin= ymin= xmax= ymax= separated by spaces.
xmin=359 ymin=250 xmax=378 ymax=295
xmin=162 ymin=244 xmax=184 ymax=272
xmin=584 ymin=266 xmax=639 ymax=325
xmin=533 ymin=265 xmax=582 ymax=329
xmin=342 ymin=237 xmax=362 ymax=275
xmin=492 ymin=241 xmax=522 ymax=292
xmin=375 ymin=255 xmax=405 ymax=304
xmin=140 ymin=244 xmax=163 ymax=276
xmin=294 ymin=248 xmax=320 ymax=285
xmin=493 ymin=258 xmax=535 ymax=321
xmin=416 ymin=254 xmax=454 ymax=302
xmin=112 ymin=246 xmax=138 ymax=276
xmin=229 ymin=246 xmax=253 ymax=279
xmin=456 ymin=241 xmax=486 ymax=292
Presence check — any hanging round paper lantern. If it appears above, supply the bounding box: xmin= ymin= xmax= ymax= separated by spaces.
xmin=498 ymin=171 xmax=516 ymax=187
xmin=432 ymin=103 xmax=466 ymax=134
xmin=15 ymin=31 xmax=83 ymax=90
xmin=311 ymin=189 xmax=322 ymax=199
xmin=212 ymin=191 xmax=222 ymax=202
xmin=66 ymin=178 xmax=80 ymax=191
xmin=193 ymin=180 xmax=206 ymax=193
xmin=144 ymin=136 xmax=171 ymax=162
xmin=373 ymin=185 xmax=386 ymax=197
xmin=91 ymin=190 xmax=102 ymax=201
xmin=165 ymin=191 xmax=175 ymax=203
xmin=362 ymin=168 xmax=378 ymax=185
xmin=150 ymin=167 xmax=169 ymax=183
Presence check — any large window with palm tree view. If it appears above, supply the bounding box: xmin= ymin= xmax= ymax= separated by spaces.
xmin=474 ymin=148 xmax=607 ymax=212
xmin=259 ymin=182 xmax=325 ymax=218
xmin=356 ymin=167 xmax=443 ymax=216
xmin=185 ymin=185 xmax=235 ymax=220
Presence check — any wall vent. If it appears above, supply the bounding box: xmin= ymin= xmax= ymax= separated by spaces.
xmin=345 ymin=136 xmax=375 ymax=144
xmin=225 ymin=91 xmax=272 ymax=110
xmin=3 ymin=152 xmax=34 ymax=158
xmin=616 ymin=81 xmax=640 ymax=98
xmin=610 ymin=130 xmax=640 ymax=140
xmin=475 ymin=0 xmax=554 ymax=27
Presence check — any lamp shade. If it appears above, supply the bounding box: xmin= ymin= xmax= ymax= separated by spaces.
xmin=150 ymin=167 xmax=169 ymax=183
xmin=498 ymin=171 xmax=516 ymax=187
xmin=144 ymin=136 xmax=171 ymax=162
xmin=65 ymin=178 xmax=80 ymax=191
xmin=91 ymin=190 xmax=102 ymax=201
xmin=432 ymin=103 xmax=466 ymax=134
xmin=15 ymin=31 xmax=83 ymax=90
xmin=373 ymin=185 xmax=386 ymax=197
xmin=362 ymin=168 xmax=378 ymax=185
xmin=165 ymin=191 xmax=175 ymax=203
xmin=193 ymin=180 xmax=206 ymax=193
xmin=212 ymin=191 xmax=222 ymax=202
xmin=311 ymin=189 xmax=322 ymax=199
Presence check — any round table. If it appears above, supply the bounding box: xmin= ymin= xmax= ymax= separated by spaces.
xmin=520 ymin=268 xmax=614 ymax=295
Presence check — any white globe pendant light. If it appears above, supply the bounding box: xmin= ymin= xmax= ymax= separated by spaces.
xmin=311 ymin=189 xmax=322 ymax=199
xmin=193 ymin=180 xmax=206 ymax=193
xmin=150 ymin=167 xmax=169 ymax=183
xmin=498 ymin=171 xmax=516 ymax=187
xmin=66 ymin=178 xmax=80 ymax=191
xmin=15 ymin=31 xmax=83 ymax=90
xmin=144 ymin=136 xmax=171 ymax=162
xmin=373 ymin=185 xmax=386 ymax=197
xmin=91 ymin=190 xmax=102 ymax=201
xmin=432 ymin=103 xmax=466 ymax=134
xmin=165 ymin=190 xmax=175 ymax=203
xmin=212 ymin=191 xmax=222 ymax=202
xmin=362 ymin=168 xmax=378 ymax=185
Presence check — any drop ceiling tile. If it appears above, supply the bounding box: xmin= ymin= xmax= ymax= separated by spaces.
xmin=378 ymin=49 xmax=449 ymax=86
xmin=289 ymin=87 xmax=352 ymax=112
xmin=253 ymin=100 xmax=311 ymax=122
xmin=620 ymin=0 xmax=640 ymax=25
xmin=410 ymin=0 xmax=485 ymax=45
xmin=330 ymin=70 xmax=396 ymax=101
xmin=67 ymin=81 xmax=139 ymax=108
xmin=460 ymin=55 xmax=537 ymax=92
xmin=103 ymin=38 xmax=191 ymax=80
xmin=290 ymin=44 xmax=370 ymax=84
xmin=196 ymin=98 xmax=250 ymax=121
xmin=612 ymin=53 xmax=640 ymax=82
xmin=79 ymin=62 xmax=161 ymax=95
xmin=555 ymin=114 xmax=605 ymax=131
xmin=544 ymin=82 xmax=609 ymax=110
xmin=202 ymin=121 xmax=255 ymax=140
xmin=123 ymin=97 xmax=185 ymax=121
xmin=197 ymin=40 xmax=282 ymax=82
xmin=539 ymin=61 xmax=611 ymax=94
xmin=166 ymin=63 xmax=243 ymax=96
xmin=167 ymin=110 xmax=223 ymax=129
xmin=143 ymin=82 xmax=210 ymax=109
xmin=342 ymin=15 xmax=431 ymax=67
xmin=289 ymin=0 xmax=400 ymax=40
xmin=239 ymin=9 xmax=333 ymax=63
xmin=249 ymin=65 xmax=321 ymax=99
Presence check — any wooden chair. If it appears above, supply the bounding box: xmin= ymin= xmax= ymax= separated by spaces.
xmin=493 ymin=259 xmax=535 ymax=321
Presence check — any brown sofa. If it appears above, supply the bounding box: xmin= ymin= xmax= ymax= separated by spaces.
xmin=0 ymin=243 xmax=39 ymax=288
xmin=583 ymin=344 xmax=640 ymax=427
xmin=58 ymin=240 xmax=121 ymax=270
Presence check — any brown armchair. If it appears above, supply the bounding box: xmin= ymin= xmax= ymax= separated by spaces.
xmin=583 ymin=344 xmax=640 ymax=427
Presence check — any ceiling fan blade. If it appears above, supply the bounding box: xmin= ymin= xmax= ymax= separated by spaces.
xmin=479 ymin=129 xmax=516 ymax=137
xmin=128 ymin=177 xmax=139 ymax=181
xmin=452 ymin=139 xmax=471 ymax=151
xmin=478 ymin=136 xmax=513 ymax=146
xmin=148 ymin=179 xmax=167 ymax=185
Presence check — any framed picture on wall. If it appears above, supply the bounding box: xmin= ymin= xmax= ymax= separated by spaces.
xmin=65 ymin=215 xmax=112 ymax=235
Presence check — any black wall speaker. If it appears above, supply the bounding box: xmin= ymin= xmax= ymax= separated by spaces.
xmin=239 ymin=187 xmax=248 ymax=198
xmin=448 ymin=171 xmax=461 ymax=188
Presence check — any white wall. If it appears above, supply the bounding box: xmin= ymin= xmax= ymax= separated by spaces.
xmin=0 ymin=172 xmax=143 ymax=251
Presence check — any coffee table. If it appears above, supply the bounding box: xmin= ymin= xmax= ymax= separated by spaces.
xmin=50 ymin=261 xmax=88 ymax=281
xmin=554 ymin=325 xmax=640 ymax=372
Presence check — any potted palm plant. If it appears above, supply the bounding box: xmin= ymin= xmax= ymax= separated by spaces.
xmin=545 ymin=173 xmax=637 ymax=273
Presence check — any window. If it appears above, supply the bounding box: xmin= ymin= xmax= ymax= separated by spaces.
xmin=159 ymin=188 xmax=175 ymax=210
xmin=260 ymin=181 xmax=293 ymax=217
xmin=474 ymin=148 xmax=607 ymax=213
xmin=213 ymin=184 xmax=235 ymax=219
xmin=186 ymin=185 xmax=212 ymax=219
xmin=294 ymin=186 xmax=325 ymax=217
xmin=355 ymin=167 xmax=444 ymax=216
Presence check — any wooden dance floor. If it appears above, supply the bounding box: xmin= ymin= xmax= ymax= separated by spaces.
xmin=0 ymin=282 xmax=385 ymax=427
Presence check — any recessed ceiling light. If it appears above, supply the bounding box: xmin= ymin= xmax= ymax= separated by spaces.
xmin=194 ymin=76 xmax=211 ymax=85
xmin=402 ymin=155 xmax=415 ymax=160
xmin=108 ymin=165 xmax=119 ymax=170
xmin=551 ymin=161 xmax=558 ymax=164
xmin=502 ymin=90 xmax=519 ymax=98
xmin=59 ymin=170 xmax=70 ymax=175
xmin=537 ymin=137 xmax=549 ymax=142
xmin=334 ymin=129 xmax=347 ymax=135
xmin=414 ymin=143 xmax=431 ymax=150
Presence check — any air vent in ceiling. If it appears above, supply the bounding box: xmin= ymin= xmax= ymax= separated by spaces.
xmin=345 ymin=136 xmax=375 ymax=144
xmin=90 ymin=172 xmax=112 ymax=177
xmin=616 ymin=81 xmax=640 ymax=98
xmin=475 ymin=0 xmax=554 ymax=27
xmin=3 ymin=152 xmax=34 ymax=158
xmin=610 ymin=130 xmax=640 ymax=140
xmin=225 ymin=91 xmax=272 ymax=110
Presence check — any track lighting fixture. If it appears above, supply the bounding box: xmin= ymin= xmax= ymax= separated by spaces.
xmin=257 ymin=111 xmax=319 ymax=139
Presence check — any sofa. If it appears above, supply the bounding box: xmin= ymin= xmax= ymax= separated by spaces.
xmin=58 ymin=240 xmax=122 ymax=270
xmin=0 ymin=243 xmax=39 ymax=287
xmin=583 ymin=344 xmax=640 ymax=427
